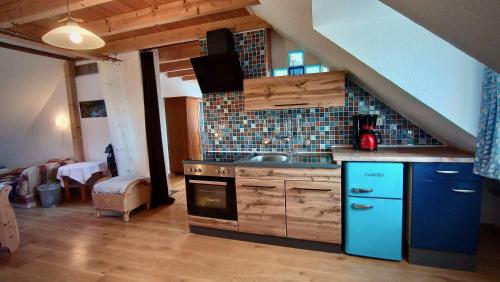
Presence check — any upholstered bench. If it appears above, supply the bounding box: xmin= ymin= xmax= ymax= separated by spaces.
xmin=92 ymin=176 xmax=151 ymax=222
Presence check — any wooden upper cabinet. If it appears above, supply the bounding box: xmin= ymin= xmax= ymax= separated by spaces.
xmin=243 ymin=71 xmax=345 ymax=111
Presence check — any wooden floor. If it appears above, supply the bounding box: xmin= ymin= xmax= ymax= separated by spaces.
xmin=1 ymin=175 xmax=499 ymax=282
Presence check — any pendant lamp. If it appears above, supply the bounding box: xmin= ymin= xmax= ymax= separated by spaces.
xmin=42 ymin=0 xmax=104 ymax=50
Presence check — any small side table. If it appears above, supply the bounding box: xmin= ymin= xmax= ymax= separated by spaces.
xmin=57 ymin=162 xmax=108 ymax=202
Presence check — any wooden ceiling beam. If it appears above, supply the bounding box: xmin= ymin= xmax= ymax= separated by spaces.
xmin=0 ymin=29 xmax=116 ymax=61
xmin=158 ymin=41 xmax=201 ymax=63
xmin=0 ymin=41 xmax=72 ymax=60
xmin=84 ymin=0 xmax=260 ymax=37
xmin=167 ymin=69 xmax=195 ymax=78
xmin=96 ymin=15 xmax=270 ymax=54
xmin=182 ymin=75 xmax=197 ymax=81
xmin=159 ymin=59 xmax=193 ymax=72
xmin=0 ymin=0 xmax=113 ymax=28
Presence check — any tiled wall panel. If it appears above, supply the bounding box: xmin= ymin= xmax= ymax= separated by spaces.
xmin=200 ymin=30 xmax=441 ymax=153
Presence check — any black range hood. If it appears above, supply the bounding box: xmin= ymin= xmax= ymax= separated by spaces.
xmin=191 ymin=29 xmax=243 ymax=93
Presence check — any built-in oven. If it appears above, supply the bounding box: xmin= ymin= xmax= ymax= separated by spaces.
xmin=185 ymin=164 xmax=237 ymax=221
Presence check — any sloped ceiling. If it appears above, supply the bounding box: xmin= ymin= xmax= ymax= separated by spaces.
xmin=381 ymin=0 xmax=500 ymax=72
xmin=0 ymin=48 xmax=72 ymax=168
xmin=250 ymin=0 xmax=476 ymax=152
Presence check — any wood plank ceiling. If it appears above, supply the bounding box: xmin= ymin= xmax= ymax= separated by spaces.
xmin=0 ymin=0 xmax=270 ymax=81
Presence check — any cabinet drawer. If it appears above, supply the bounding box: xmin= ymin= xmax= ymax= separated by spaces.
xmin=286 ymin=181 xmax=342 ymax=243
xmin=413 ymin=163 xmax=479 ymax=182
xmin=236 ymin=178 xmax=286 ymax=237
xmin=345 ymin=162 xmax=403 ymax=199
xmin=236 ymin=166 xmax=341 ymax=182
xmin=411 ymin=180 xmax=482 ymax=254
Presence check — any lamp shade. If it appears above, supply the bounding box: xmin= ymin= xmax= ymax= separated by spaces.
xmin=42 ymin=21 xmax=104 ymax=50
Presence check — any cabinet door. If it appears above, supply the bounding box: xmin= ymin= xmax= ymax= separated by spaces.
xmin=345 ymin=162 xmax=403 ymax=199
xmin=286 ymin=181 xmax=341 ymax=243
xmin=236 ymin=178 xmax=286 ymax=237
xmin=345 ymin=197 xmax=403 ymax=261
xmin=411 ymin=179 xmax=482 ymax=254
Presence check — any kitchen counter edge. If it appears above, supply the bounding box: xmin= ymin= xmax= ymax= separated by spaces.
xmin=331 ymin=147 xmax=475 ymax=163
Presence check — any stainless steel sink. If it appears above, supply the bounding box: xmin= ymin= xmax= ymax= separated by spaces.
xmin=248 ymin=154 xmax=289 ymax=162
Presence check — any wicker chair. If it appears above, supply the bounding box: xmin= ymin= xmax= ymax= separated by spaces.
xmin=92 ymin=176 xmax=151 ymax=222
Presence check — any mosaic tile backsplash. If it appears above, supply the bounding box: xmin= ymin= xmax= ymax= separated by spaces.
xmin=200 ymin=29 xmax=441 ymax=153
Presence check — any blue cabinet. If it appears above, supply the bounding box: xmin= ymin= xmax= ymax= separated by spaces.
xmin=408 ymin=162 xmax=482 ymax=270
xmin=345 ymin=162 xmax=404 ymax=261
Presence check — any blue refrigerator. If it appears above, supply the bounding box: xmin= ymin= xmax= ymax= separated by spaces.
xmin=344 ymin=162 xmax=404 ymax=261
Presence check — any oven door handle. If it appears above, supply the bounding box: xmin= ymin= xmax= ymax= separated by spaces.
xmin=188 ymin=180 xmax=228 ymax=186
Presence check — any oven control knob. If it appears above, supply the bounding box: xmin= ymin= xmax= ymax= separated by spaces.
xmin=215 ymin=169 xmax=220 ymax=173
xmin=196 ymin=168 xmax=202 ymax=172
xmin=190 ymin=168 xmax=195 ymax=172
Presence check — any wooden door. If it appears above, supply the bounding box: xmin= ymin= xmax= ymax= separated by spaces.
xmin=185 ymin=97 xmax=202 ymax=161
xmin=236 ymin=178 xmax=286 ymax=237
xmin=285 ymin=181 xmax=342 ymax=243
xmin=165 ymin=97 xmax=202 ymax=174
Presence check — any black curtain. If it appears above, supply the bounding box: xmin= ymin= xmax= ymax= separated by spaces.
xmin=140 ymin=51 xmax=175 ymax=207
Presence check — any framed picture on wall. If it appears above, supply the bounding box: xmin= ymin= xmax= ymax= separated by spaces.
xmin=79 ymin=100 xmax=107 ymax=118
xmin=288 ymin=50 xmax=304 ymax=67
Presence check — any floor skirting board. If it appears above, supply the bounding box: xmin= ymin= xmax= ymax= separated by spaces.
xmin=408 ymin=247 xmax=476 ymax=271
xmin=189 ymin=225 xmax=342 ymax=253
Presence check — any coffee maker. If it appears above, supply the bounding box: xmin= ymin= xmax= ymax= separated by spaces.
xmin=352 ymin=114 xmax=382 ymax=151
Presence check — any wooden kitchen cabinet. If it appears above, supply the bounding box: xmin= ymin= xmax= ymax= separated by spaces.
xmin=236 ymin=166 xmax=342 ymax=243
xmin=236 ymin=178 xmax=286 ymax=237
xmin=286 ymin=181 xmax=342 ymax=244
xmin=243 ymin=71 xmax=345 ymax=111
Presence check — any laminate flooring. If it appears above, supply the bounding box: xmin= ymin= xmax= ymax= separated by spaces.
xmin=1 ymin=174 xmax=499 ymax=281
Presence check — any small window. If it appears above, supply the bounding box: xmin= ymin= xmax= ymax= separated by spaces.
xmin=272 ymin=68 xmax=289 ymax=77
xmin=305 ymin=64 xmax=322 ymax=74
xmin=288 ymin=50 xmax=304 ymax=67
xmin=288 ymin=66 xmax=305 ymax=76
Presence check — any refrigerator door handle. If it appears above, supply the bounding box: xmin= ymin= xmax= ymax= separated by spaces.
xmin=352 ymin=203 xmax=374 ymax=210
xmin=351 ymin=188 xmax=374 ymax=193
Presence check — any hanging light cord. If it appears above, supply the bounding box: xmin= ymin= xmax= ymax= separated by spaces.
xmin=58 ymin=0 xmax=84 ymax=23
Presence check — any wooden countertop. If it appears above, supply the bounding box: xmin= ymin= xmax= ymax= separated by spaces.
xmin=331 ymin=147 xmax=475 ymax=163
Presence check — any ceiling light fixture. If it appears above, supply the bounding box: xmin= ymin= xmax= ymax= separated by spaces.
xmin=42 ymin=0 xmax=104 ymax=50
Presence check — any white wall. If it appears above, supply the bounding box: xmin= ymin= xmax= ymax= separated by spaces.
xmin=75 ymin=62 xmax=111 ymax=162
xmin=98 ymin=52 xmax=150 ymax=177
xmin=271 ymin=30 xmax=320 ymax=69
xmin=158 ymin=73 xmax=201 ymax=174
xmin=251 ymin=0 xmax=477 ymax=152
xmin=313 ymin=0 xmax=484 ymax=137
xmin=0 ymin=48 xmax=73 ymax=169
xmin=159 ymin=75 xmax=202 ymax=98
